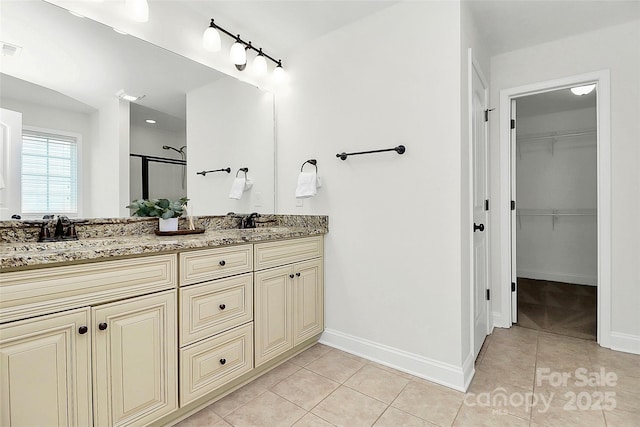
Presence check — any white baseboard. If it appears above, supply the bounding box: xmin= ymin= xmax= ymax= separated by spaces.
xmin=319 ymin=329 xmax=468 ymax=391
xmin=609 ymin=331 xmax=640 ymax=355
xmin=517 ymin=269 xmax=596 ymax=286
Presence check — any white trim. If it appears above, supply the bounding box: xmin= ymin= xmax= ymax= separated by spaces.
xmin=462 ymin=351 xmax=476 ymax=391
xmin=320 ymin=329 xmax=468 ymax=392
xmin=609 ymin=332 xmax=640 ymax=355
xmin=492 ymin=311 xmax=505 ymax=329
xmin=498 ymin=70 xmax=612 ymax=347
xmin=517 ymin=269 xmax=597 ymax=286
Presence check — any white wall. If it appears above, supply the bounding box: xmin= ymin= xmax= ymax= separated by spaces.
xmin=87 ymin=99 xmax=130 ymax=218
xmin=489 ymin=21 xmax=640 ymax=345
xmin=0 ymin=97 xmax=93 ymax=217
xmin=187 ymin=78 xmax=274 ymax=216
xmin=516 ymin=107 xmax=597 ymax=285
xmin=276 ymin=2 xmax=469 ymax=389
xmin=129 ymin=124 xmax=186 ymax=201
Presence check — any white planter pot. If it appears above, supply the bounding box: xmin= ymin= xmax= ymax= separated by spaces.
xmin=159 ymin=217 xmax=178 ymax=232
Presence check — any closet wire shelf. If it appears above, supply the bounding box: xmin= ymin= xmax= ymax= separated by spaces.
xmin=516 ymin=128 xmax=596 ymax=157
xmin=516 ymin=209 xmax=597 ymax=230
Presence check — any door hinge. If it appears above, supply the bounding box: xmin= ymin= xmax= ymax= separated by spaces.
xmin=511 ymin=282 xmax=516 ymax=292
xmin=484 ymin=199 xmax=489 ymax=211
xmin=484 ymin=108 xmax=495 ymax=122
xmin=510 ymin=119 xmax=516 ymax=129
xmin=511 ymin=200 xmax=516 ymax=211
xmin=486 ymin=289 xmax=491 ymax=301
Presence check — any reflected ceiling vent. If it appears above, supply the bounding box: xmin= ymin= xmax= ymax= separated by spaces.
xmin=1 ymin=41 xmax=22 ymax=57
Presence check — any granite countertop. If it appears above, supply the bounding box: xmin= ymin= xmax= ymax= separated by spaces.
xmin=0 ymin=226 xmax=326 ymax=271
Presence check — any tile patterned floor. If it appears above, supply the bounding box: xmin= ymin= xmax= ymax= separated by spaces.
xmin=517 ymin=278 xmax=597 ymax=340
xmin=176 ymin=327 xmax=640 ymax=426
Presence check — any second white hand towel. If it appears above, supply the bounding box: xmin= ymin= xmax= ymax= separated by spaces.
xmin=295 ymin=171 xmax=319 ymax=198
xmin=229 ymin=177 xmax=246 ymax=199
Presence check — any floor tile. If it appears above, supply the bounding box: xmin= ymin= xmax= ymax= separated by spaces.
xmin=530 ymin=395 xmax=606 ymax=427
xmin=453 ymin=403 xmax=530 ymax=426
xmin=391 ymin=379 xmax=464 ymax=426
xmin=467 ymin=370 xmax=534 ymax=419
xmin=311 ymin=385 xmax=387 ymax=426
xmin=224 ymin=391 xmax=306 ymax=427
xmin=290 ymin=343 xmax=333 ymax=367
xmin=292 ymin=413 xmax=335 ymax=427
xmin=344 ymin=364 xmax=410 ymax=404
xmin=175 ymin=406 xmax=225 ymax=427
xmin=251 ymin=361 xmax=301 ymax=389
xmin=367 ymin=361 xmax=416 ymax=380
xmin=603 ymin=408 xmax=640 ymax=427
xmin=373 ymin=407 xmax=437 ymax=426
xmin=210 ymin=381 xmax=267 ymax=417
xmin=305 ymin=349 xmax=367 ymax=383
xmin=272 ymin=368 xmax=340 ymax=410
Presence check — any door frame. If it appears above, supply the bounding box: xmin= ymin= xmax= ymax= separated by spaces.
xmin=468 ymin=49 xmax=491 ymax=359
xmin=497 ymin=70 xmax=611 ymax=348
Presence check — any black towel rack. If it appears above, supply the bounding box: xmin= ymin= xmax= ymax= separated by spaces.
xmin=336 ymin=145 xmax=406 ymax=161
xmin=236 ymin=167 xmax=249 ymax=177
xmin=197 ymin=168 xmax=231 ymax=176
xmin=300 ymin=159 xmax=317 ymax=172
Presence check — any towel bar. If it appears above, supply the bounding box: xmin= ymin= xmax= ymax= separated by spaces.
xmin=197 ymin=168 xmax=231 ymax=176
xmin=336 ymin=145 xmax=405 ymax=161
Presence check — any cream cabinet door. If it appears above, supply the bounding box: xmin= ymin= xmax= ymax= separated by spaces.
xmin=293 ymin=258 xmax=324 ymax=346
xmin=0 ymin=308 xmax=92 ymax=427
xmin=92 ymin=290 xmax=177 ymax=427
xmin=254 ymin=265 xmax=293 ymax=367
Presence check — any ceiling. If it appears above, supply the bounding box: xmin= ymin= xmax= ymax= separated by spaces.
xmin=2 ymin=1 xmax=638 ymax=121
xmin=466 ymin=0 xmax=640 ymax=56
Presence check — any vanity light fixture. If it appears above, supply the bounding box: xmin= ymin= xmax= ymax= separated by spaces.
xmin=145 ymin=119 xmax=156 ymax=124
xmin=202 ymin=18 xmax=286 ymax=79
xmin=570 ymin=84 xmax=596 ymax=96
xmin=116 ymin=89 xmax=145 ymax=102
xmin=202 ymin=19 xmax=221 ymax=52
xmin=125 ymin=0 xmax=149 ymax=23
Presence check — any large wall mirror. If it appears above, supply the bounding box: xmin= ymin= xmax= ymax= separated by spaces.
xmin=0 ymin=0 xmax=275 ymax=220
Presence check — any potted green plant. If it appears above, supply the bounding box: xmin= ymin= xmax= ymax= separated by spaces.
xmin=126 ymin=197 xmax=189 ymax=232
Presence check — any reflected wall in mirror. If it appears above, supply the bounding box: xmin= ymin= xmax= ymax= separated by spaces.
xmin=0 ymin=0 xmax=275 ymax=220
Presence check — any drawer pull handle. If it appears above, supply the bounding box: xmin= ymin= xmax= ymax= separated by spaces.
xmin=219 ymin=358 xmax=226 ymax=365
xmin=296 ymin=272 xmax=301 ymax=277
xmin=78 ymin=326 xmax=88 ymax=335
xmin=219 ymin=260 xmax=226 ymax=266
xmin=219 ymin=304 xmax=226 ymax=310
xmin=98 ymin=323 xmax=108 ymax=331
xmin=289 ymin=274 xmax=294 ymax=279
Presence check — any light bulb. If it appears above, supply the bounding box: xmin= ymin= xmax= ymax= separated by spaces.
xmin=570 ymin=84 xmax=596 ymax=96
xmin=253 ymin=52 xmax=267 ymax=76
xmin=230 ymin=37 xmax=246 ymax=65
xmin=273 ymin=62 xmax=286 ymax=83
xmin=126 ymin=0 xmax=149 ymax=23
xmin=202 ymin=20 xmax=221 ymax=52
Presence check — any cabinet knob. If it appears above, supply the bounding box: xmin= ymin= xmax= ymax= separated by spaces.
xmin=219 ymin=304 xmax=226 ymax=310
xmin=219 ymin=358 xmax=226 ymax=365
xmin=289 ymin=274 xmax=294 ymax=279
xmin=296 ymin=272 xmax=301 ymax=277
xmin=98 ymin=322 xmax=108 ymax=331
xmin=78 ymin=326 xmax=88 ymax=335
xmin=219 ymin=260 xmax=226 ymax=266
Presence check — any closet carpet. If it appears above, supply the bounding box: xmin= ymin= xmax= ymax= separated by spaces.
xmin=517 ymin=278 xmax=597 ymax=340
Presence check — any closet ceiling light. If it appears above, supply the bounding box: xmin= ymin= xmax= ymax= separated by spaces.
xmin=145 ymin=119 xmax=156 ymax=124
xmin=202 ymin=19 xmax=221 ymax=52
xmin=570 ymin=84 xmax=595 ymax=96
xmin=201 ymin=17 xmax=285 ymax=80
xmin=125 ymin=0 xmax=149 ymax=23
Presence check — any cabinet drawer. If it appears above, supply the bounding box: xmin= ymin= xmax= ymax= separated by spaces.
xmin=254 ymin=236 xmax=323 ymax=271
xmin=0 ymin=254 xmax=177 ymax=324
xmin=180 ymin=245 xmax=253 ymax=285
xmin=179 ymin=273 xmax=253 ymax=346
xmin=179 ymin=323 xmax=253 ymax=406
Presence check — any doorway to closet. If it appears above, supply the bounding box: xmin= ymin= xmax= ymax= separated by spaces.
xmin=513 ymin=87 xmax=597 ymax=340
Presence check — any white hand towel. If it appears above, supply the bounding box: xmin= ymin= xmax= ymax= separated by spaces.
xmin=229 ymin=177 xmax=246 ymax=199
xmin=295 ymin=172 xmax=320 ymax=198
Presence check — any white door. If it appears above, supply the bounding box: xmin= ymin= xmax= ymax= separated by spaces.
xmin=472 ymin=60 xmax=489 ymax=357
xmin=0 ymin=108 xmax=22 ymax=219
xmin=510 ymin=100 xmax=518 ymax=323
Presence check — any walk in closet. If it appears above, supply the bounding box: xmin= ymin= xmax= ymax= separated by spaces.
xmin=515 ymin=87 xmax=597 ymax=340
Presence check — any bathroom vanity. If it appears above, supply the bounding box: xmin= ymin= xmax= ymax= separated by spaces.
xmin=0 ymin=216 xmax=327 ymax=426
